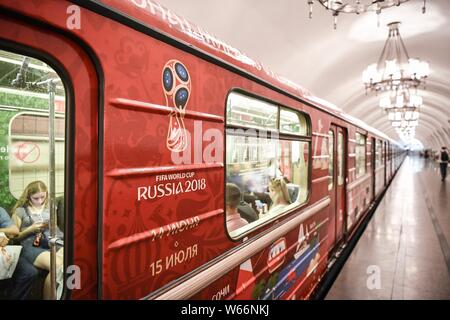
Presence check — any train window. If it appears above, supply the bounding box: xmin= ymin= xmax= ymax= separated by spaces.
xmin=328 ymin=130 xmax=334 ymax=191
xmin=375 ymin=139 xmax=378 ymax=167
xmin=376 ymin=139 xmax=383 ymax=168
xmin=226 ymin=92 xmax=277 ymax=130
xmin=225 ymin=92 xmax=310 ymax=239
xmin=338 ymin=132 xmax=344 ymax=185
xmin=280 ymin=108 xmax=308 ymax=136
xmin=355 ymin=132 xmax=366 ymax=178
xmin=10 ymin=114 xmax=65 ymax=197
xmin=0 ymin=49 xmax=66 ymax=300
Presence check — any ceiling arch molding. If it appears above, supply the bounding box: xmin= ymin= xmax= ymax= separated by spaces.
xmin=378 ymin=122 xmax=440 ymax=147
xmin=359 ymin=103 xmax=449 ymax=130
xmin=360 ymin=112 xmax=444 ymax=145
xmin=427 ymin=134 xmax=440 ymax=150
xmin=368 ymin=110 xmax=447 ymax=132
xmin=331 ymin=77 xmax=450 ymax=113
xmin=437 ymin=128 xmax=450 ymax=147
xmin=344 ymin=91 xmax=449 ymax=124
xmin=433 ymin=131 xmax=447 ymax=149
xmin=440 ymin=127 xmax=450 ymax=146
xmin=443 ymin=127 xmax=450 ymax=143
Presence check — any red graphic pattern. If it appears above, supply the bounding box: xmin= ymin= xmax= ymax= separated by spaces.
xmin=162 ymin=60 xmax=191 ymax=152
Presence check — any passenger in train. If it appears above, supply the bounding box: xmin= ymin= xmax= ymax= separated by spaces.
xmin=11 ymin=181 xmax=64 ymax=300
xmin=237 ymin=200 xmax=259 ymax=224
xmin=266 ymin=177 xmax=292 ymax=216
xmin=0 ymin=207 xmax=38 ymax=300
xmin=267 ymin=158 xmax=283 ymax=180
xmin=227 ymin=163 xmax=245 ymax=191
xmin=438 ymin=146 xmax=449 ymax=181
xmin=56 ymin=196 xmax=65 ymax=232
xmin=225 ymin=183 xmax=249 ymax=232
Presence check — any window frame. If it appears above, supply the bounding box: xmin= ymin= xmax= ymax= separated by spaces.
xmin=328 ymin=129 xmax=334 ymax=191
xmin=376 ymin=139 xmax=383 ymax=169
xmin=337 ymin=131 xmax=344 ymax=186
xmin=224 ymin=89 xmax=312 ymax=240
xmin=355 ymin=132 xmax=367 ymax=178
xmin=8 ymin=111 xmax=66 ymax=199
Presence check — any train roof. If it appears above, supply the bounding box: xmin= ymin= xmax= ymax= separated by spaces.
xmin=92 ymin=0 xmax=398 ymax=145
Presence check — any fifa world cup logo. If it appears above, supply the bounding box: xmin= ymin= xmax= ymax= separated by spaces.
xmin=162 ymin=60 xmax=191 ymax=152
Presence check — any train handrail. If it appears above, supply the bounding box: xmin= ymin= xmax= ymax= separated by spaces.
xmin=347 ymin=173 xmax=371 ymax=191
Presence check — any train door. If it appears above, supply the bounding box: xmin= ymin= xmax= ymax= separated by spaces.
xmin=0 ymin=12 xmax=99 ymax=299
xmin=328 ymin=125 xmax=346 ymax=250
xmin=371 ymin=137 xmax=376 ymax=201
xmin=384 ymin=141 xmax=387 ymax=186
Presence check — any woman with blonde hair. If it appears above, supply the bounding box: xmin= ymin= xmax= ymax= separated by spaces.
xmin=11 ymin=180 xmax=64 ymax=299
xmin=267 ymin=177 xmax=291 ymax=215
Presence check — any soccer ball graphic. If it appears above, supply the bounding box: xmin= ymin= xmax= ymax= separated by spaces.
xmin=162 ymin=60 xmax=191 ymax=152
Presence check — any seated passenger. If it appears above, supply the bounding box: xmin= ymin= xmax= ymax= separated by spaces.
xmin=0 ymin=206 xmax=38 ymax=300
xmin=227 ymin=164 xmax=245 ymax=191
xmin=226 ymin=183 xmax=249 ymax=232
xmin=237 ymin=199 xmax=259 ymax=223
xmin=11 ymin=181 xmax=64 ymax=300
xmin=56 ymin=196 xmax=65 ymax=232
xmin=266 ymin=177 xmax=292 ymax=216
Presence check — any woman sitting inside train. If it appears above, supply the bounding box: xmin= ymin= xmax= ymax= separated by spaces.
xmin=264 ymin=177 xmax=292 ymax=217
xmin=11 ymin=181 xmax=64 ymax=300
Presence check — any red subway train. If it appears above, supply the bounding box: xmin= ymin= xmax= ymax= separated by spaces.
xmin=0 ymin=0 xmax=405 ymax=300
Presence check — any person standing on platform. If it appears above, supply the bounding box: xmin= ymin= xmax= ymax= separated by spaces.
xmin=439 ymin=146 xmax=449 ymax=181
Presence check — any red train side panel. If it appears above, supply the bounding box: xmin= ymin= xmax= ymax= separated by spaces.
xmin=0 ymin=0 xmax=404 ymax=300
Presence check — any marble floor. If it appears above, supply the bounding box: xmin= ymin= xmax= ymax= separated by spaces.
xmin=326 ymin=156 xmax=450 ymax=300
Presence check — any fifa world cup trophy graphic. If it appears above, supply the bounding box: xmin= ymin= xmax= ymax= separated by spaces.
xmin=162 ymin=60 xmax=191 ymax=152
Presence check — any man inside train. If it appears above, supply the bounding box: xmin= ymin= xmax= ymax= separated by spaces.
xmin=225 ymin=183 xmax=249 ymax=232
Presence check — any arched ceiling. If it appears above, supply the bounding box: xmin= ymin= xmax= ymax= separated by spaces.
xmin=157 ymin=0 xmax=450 ymax=150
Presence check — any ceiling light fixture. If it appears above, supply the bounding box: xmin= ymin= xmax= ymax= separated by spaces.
xmin=361 ymin=21 xmax=429 ymax=140
xmin=307 ymin=0 xmax=426 ymax=29
xmin=362 ymin=22 xmax=429 ymax=93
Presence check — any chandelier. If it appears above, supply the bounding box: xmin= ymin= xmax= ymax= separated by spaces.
xmin=381 ymin=87 xmax=422 ymax=140
xmin=393 ymin=119 xmax=417 ymax=140
xmin=362 ymin=22 xmax=429 ymax=93
xmin=378 ymin=88 xmax=422 ymax=109
xmin=307 ymin=1 xmax=426 ymax=29
xmin=360 ymin=21 xmax=429 ymax=141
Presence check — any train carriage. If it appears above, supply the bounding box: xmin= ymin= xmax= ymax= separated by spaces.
xmin=0 ymin=0 xmax=405 ymax=300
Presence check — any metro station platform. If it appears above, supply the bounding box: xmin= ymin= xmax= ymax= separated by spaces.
xmin=326 ymin=156 xmax=450 ymax=300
